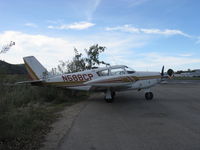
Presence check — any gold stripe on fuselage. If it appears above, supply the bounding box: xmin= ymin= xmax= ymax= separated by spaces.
xmin=92 ymin=75 xmax=161 ymax=84
xmin=137 ymin=75 xmax=161 ymax=80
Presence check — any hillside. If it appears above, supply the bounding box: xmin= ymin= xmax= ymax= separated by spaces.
xmin=0 ymin=60 xmax=27 ymax=74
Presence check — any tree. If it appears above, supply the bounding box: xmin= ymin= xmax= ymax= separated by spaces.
xmin=56 ymin=44 xmax=109 ymax=74
xmin=0 ymin=41 xmax=15 ymax=54
xmin=84 ymin=44 xmax=109 ymax=69
xmin=67 ymin=48 xmax=86 ymax=73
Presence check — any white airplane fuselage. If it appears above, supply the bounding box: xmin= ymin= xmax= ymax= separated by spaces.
xmin=22 ymin=56 xmax=164 ymax=102
xmin=45 ymin=67 xmax=161 ymax=92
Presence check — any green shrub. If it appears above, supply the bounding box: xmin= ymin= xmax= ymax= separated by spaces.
xmin=0 ymin=75 xmax=88 ymax=150
xmin=0 ymin=105 xmax=55 ymax=150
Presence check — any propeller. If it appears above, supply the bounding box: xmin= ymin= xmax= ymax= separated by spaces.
xmin=167 ymin=68 xmax=174 ymax=78
xmin=161 ymin=66 xmax=174 ymax=79
xmin=161 ymin=65 xmax=164 ymax=76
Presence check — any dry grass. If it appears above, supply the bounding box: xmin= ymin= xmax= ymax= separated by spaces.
xmin=0 ymin=75 xmax=88 ymax=150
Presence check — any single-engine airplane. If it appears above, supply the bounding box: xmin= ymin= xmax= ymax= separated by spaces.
xmin=18 ymin=56 xmax=173 ymax=103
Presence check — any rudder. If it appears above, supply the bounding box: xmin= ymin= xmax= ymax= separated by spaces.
xmin=23 ymin=56 xmax=48 ymax=80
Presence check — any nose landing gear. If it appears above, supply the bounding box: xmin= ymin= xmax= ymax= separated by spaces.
xmin=104 ymin=89 xmax=115 ymax=103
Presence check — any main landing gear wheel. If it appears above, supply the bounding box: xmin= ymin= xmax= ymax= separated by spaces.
xmin=105 ymin=98 xmax=114 ymax=103
xmin=105 ymin=91 xmax=115 ymax=103
xmin=145 ymin=92 xmax=153 ymax=100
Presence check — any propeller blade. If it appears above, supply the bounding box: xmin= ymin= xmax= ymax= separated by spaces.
xmin=161 ymin=66 xmax=164 ymax=76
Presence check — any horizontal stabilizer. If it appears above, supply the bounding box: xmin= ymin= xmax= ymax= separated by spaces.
xmin=16 ymin=80 xmax=43 ymax=86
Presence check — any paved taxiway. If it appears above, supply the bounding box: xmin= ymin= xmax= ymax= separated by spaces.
xmin=58 ymin=81 xmax=200 ymax=150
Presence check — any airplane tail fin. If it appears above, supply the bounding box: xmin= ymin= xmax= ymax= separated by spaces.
xmin=23 ymin=56 xmax=48 ymax=80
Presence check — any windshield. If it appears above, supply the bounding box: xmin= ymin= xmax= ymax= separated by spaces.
xmin=110 ymin=68 xmax=125 ymax=76
xmin=97 ymin=69 xmax=109 ymax=76
xmin=125 ymin=66 xmax=135 ymax=74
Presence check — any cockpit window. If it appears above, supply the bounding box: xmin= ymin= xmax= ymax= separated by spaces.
xmin=97 ymin=69 xmax=109 ymax=76
xmin=110 ymin=68 xmax=125 ymax=76
xmin=125 ymin=66 xmax=135 ymax=74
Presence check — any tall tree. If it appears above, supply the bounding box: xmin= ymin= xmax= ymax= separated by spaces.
xmin=0 ymin=41 xmax=15 ymax=54
xmin=84 ymin=44 xmax=108 ymax=69
xmin=67 ymin=48 xmax=86 ymax=73
xmin=55 ymin=44 xmax=109 ymax=74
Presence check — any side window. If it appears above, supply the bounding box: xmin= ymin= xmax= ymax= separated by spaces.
xmin=97 ymin=69 xmax=109 ymax=76
xmin=125 ymin=66 xmax=135 ymax=74
xmin=110 ymin=68 xmax=125 ymax=76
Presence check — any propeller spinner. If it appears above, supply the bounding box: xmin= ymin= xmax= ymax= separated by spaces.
xmin=161 ymin=66 xmax=174 ymax=79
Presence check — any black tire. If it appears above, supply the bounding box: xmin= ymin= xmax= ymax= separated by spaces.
xmin=111 ymin=91 xmax=116 ymax=98
xmin=145 ymin=92 xmax=153 ymax=100
xmin=105 ymin=98 xmax=114 ymax=103
xmin=149 ymin=92 xmax=153 ymax=99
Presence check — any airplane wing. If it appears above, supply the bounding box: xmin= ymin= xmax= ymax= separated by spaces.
xmin=84 ymin=75 xmax=133 ymax=91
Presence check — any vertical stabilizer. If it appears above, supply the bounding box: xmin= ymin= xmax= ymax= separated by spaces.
xmin=23 ymin=56 xmax=48 ymax=80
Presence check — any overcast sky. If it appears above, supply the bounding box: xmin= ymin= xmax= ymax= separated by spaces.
xmin=0 ymin=0 xmax=200 ymax=71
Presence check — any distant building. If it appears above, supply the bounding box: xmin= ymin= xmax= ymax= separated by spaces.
xmin=174 ymin=69 xmax=200 ymax=77
xmin=181 ymin=72 xmax=193 ymax=77
xmin=174 ymin=74 xmax=182 ymax=77
xmin=193 ymin=69 xmax=200 ymax=77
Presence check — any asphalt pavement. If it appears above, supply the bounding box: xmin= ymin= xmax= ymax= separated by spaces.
xmin=58 ymin=81 xmax=200 ymax=150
